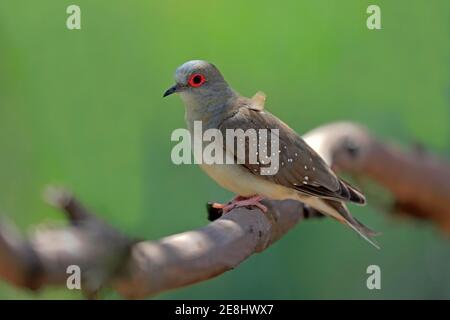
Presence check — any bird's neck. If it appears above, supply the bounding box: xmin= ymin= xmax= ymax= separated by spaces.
xmin=183 ymin=88 xmax=239 ymax=131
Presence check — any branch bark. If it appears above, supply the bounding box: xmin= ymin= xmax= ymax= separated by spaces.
xmin=0 ymin=121 xmax=449 ymax=298
xmin=304 ymin=122 xmax=450 ymax=230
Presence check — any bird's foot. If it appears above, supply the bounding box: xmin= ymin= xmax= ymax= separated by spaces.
xmin=211 ymin=195 xmax=245 ymax=210
xmin=212 ymin=195 xmax=268 ymax=214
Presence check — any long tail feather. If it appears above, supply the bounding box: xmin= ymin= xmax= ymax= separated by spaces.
xmin=299 ymin=195 xmax=380 ymax=249
xmin=324 ymin=200 xmax=380 ymax=249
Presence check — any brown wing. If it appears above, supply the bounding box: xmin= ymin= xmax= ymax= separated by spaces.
xmin=218 ymin=106 xmax=365 ymax=204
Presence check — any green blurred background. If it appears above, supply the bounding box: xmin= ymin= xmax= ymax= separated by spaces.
xmin=0 ymin=0 xmax=449 ymax=299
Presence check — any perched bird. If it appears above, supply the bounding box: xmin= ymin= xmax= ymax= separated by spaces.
xmin=164 ymin=60 xmax=379 ymax=248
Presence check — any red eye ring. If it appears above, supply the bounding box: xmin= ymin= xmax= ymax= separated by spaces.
xmin=188 ymin=73 xmax=206 ymax=87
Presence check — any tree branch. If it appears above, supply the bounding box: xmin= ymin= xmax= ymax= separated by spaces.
xmin=0 ymin=121 xmax=449 ymax=298
xmin=304 ymin=122 xmax=450 ymax=230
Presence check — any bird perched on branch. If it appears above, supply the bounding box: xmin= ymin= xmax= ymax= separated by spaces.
xmin=164 ymin=60 xmax=379 ymax=248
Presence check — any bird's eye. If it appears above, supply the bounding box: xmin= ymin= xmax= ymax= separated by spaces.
xmin=188 ymin=73 xmax=206 ymax=87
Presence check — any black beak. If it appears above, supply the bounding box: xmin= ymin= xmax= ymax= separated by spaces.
xmin=163 ymin=84 xmax=178 ymax=97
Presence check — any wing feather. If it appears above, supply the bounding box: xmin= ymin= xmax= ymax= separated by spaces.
xmin=218 ymin=106 xmax=365 ymax=204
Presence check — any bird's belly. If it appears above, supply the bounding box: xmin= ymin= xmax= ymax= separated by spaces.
xmin=199 ymin=163 xmax=297 ymax=200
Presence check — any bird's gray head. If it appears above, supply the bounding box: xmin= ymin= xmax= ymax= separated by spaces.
xmin=163 ymin=60 xmax=236 ymax=111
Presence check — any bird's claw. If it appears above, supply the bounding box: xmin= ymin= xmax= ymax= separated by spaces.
xmin=222 ymin=195 xmax=268 ymax=214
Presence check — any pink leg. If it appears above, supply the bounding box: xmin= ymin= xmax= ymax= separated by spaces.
xmin=221 ymin=195 xmax=268 ymax=214
xmin=211 ymin=195 xmax=247 ymax=210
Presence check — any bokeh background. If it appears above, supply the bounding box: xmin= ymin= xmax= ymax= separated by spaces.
xmin=0 ymin=0 xmax=449 ymax=299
